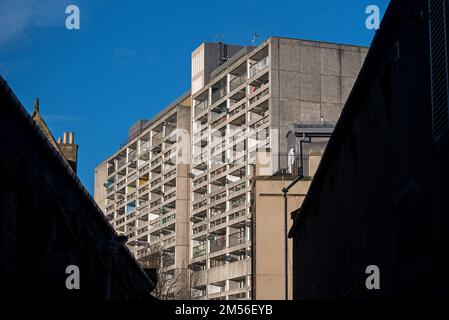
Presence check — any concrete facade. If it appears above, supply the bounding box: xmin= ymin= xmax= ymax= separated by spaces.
xmin=94 ymin=93 xmax=192 ymax=299
xmin=189 ymin=37 xmax=366 ymax=300
xmin=94 ymin=36 xmax=366 ymax=300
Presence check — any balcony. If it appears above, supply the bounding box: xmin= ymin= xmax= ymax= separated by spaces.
xmin=150 ymin=177 xmax=162 ymax=188
xmin=139 ymin=182 xmax=150 ymax=195
xmin=126 ymin=192 xmax=136 ymax=201
xmin=193 ymin=127 xmax=208 ymax=142
xmin=210 ymin=216 xmax=226 ymax=228
xmin=210 ymin=206 xmax=226 ymax=217
xmin=194 ymin=100 xmax=208 ymax=117
xmin=210 ymin=164 xmax=227 ymax=178
xmin=193 ymin=223 xmax=208 ymax=235
xmin=209 ymin=236 xmax=226 ymax=253
xmin=107 ymin=186 xmax=115 ymax=196
xmin=229 ymin=73 xmax=247 ymax=92
xmin=163 ymin=169 xmax=176 ymax=180
xmin=193 ymin=199 xmax=208 ymax=212
xmin=249 ymin=87 xmax=269 ymax=106
xmin=150 ymin=198 xmax=162 ymax=209
xmin=249 ymin=56 xmax=269 ymax=78
xmin=229 ymin=195 xmax=246 ymax=210
xmin=193 ymin=174 xmax=208 ymax=187
xmin=128 ymin=171 xmax=137 ymax=182
xmin=161 ymin=213 xmax=176 ymax=225
xmin=117 ymin=158 xmax=127 ymax=170
xmin=210 ymin=191 xmax=226 ymax=204
xmin=211 ymin=87 xmax=227 ymax=105
xmin=116 ymin=177 xmax=126 ymax=188
xmin=150 ymin=154 xmax=162 ymax=168
xmin=228 ymin=103 xmax=246 ymax=119
xmin=162 ymin=254 xmax=175 ymax=268
xmin=210 ymin=114 xmax=227 ymax=130
xmin=229 ymin=209 xmax=247 ymax=221
xmin=163 ymin=236 xmax=176 ymax=249
xmin=229 ymin=231 xmax=246 ymax=247
xmin=192 ymin=243 xmax=207 ymax=259
xmin=163 ymin=191 xmax=176 ymax=202
xmin=152 ymin=132 xmax=162 ymax=146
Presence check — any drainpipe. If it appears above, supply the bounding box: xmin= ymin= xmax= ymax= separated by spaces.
xmin=281 ymin=175 xmax=303 ymax=300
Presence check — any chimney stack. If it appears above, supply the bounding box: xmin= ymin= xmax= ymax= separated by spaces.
xmin=58 ymin=131 xmax=79 ymax=173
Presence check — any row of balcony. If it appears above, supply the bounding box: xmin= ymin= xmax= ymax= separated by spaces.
xmin=193 ymin=56 xmax=269 ymax=120
xmin=192 ymin=231 xmax=247 ymax=259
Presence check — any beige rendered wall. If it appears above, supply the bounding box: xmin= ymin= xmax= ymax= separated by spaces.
xmin=252 ymin=177 xmax=311 ymax=300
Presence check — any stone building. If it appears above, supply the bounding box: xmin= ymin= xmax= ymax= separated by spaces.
xmin=31 ymin=97 xmax=79 ymax=173
xmin=289 ymin=0 xmax=449 ymax=299
xmin=0 ymin=76 xmax=155 ymax=301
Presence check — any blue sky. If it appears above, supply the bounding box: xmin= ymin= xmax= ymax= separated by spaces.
xmin=0 ymin=0 xmax=388 ymax=193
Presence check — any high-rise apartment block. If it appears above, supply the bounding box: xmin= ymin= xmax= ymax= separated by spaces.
xmin=94 ymin=36 xmax=367 ymax=300
xmin=94 ymin=93 xmax=192 ymax=299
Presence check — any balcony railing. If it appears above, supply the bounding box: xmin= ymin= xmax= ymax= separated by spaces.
xmin=194 ymin=100 xmax=208 ymax=117
xmin=128 ymin=172 xmax=137 ymax=181
xmin=152 ymin=132 xmax=162 ymax=146
xmin=229 ymin=209 xmax=247 ymax=221
xmin=150 ymin=177 xmax=162 ymax=187
xmin=163 ymin=191 xmax=176 ymax=202
xmin=211 ymin=114 xmax=227 ymax=129
xmin=140 ymin=141 xmax=150 ymax=153
xmin=229 ymin=231 xmax=246 ymax=247
xmin=210 ymin=191 xmax=226 ymax=204
xmin=161 ymin=213 xmax=176 ymax=225
xmin=139 ymin=164 xmax=150 ymax=175
xmin=229 ymin=104 xmax=246 ymax=118
xmin=117 ymin=158 xmax=126 ymax=169
xmin=249 ymin=57 xmax=269 ymax=78
xmin=229 ymin=182 xmax=246 ymax=194
xmin=229 ymin=73 xmax=247 ymax=91
xmin=150 ymin=157 xmax=161 ymax=168
xmin=193 ymin=175 xmax=208 ymax=187
xmin=150 ymin=199 xmax=162 ymax=209
xmin=210 ymin=165 xmax=227 ymax=178
xmin=193 ymin=199 xmax=208 ymax=211
xmin=162 ymin=255 xmax=175 ymax=267
xmin=210 ymin=236 xmax=226 ymax=253
xmin=249 ymin=88 xmax=269 ymax=105
xmin=210 ymin=207 xmax=225 ymax=219
xmin=211 ymin=87 xmax=227 ymax=105
xmin=193 ymin=243 xmax=206 ymax=258
xmin=164 ymin=169 xmax=176 ymax=180
xmin=230 ymin=196 xmax=246 ymax=210
xmin=193 ymin=223 xmax=207 ymax=234
xmin=139 ymin=184 xmax=150 ymax=194
xmin=163 ymin=236 xmax=175 ymax=247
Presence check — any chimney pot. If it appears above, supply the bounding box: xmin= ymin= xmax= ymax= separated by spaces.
xmin=63 ymin=132 xmax=68 ymax=144
xmin=69 ymin=131 xmax=74 ymax=144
